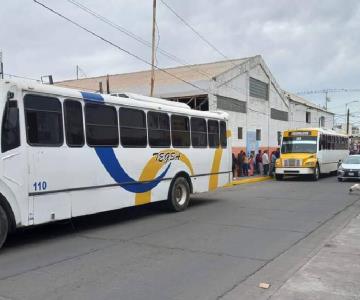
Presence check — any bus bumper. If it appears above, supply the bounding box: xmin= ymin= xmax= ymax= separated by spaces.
xmin=275 ymin=167 xmax=314 ymax=175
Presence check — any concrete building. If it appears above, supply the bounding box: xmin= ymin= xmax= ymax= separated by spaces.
xmin=58 ymin=55 xmax=334 ymax=154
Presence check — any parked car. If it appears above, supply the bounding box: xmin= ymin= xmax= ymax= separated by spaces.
xmin=337 ymin=155 xmax=360 ymax=181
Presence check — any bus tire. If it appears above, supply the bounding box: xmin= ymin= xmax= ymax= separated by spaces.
xmin=312 ymin=164 xmax=320 ymax=181
xmin=167 ymin=177 xmax=190 ymax=212
xmin=275 ymin=174 xmax=283 ymax=181
xmin=0 ymin=205 xmax=9 ymax=249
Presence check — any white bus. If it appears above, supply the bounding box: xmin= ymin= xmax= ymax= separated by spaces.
xmin=0 ymin=79 xmax=231 ymax=248
xmin=275 ymin=128 xmax=348 ymax=180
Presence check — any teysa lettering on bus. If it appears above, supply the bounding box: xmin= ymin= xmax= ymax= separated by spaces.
xmin=81 ymin=91 xmax=170 ymax=194
xmin=153 ymin=151 xmax=181 ymax=163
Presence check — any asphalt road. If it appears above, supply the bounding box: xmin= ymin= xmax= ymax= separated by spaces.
xmin=0 ymin=176 xmax=360 ymax=300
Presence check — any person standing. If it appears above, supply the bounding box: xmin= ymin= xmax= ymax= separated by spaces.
xmin=232 ymin=153 xmax=237 ymax=178
xmin=270 ymin=151 xmax=277 ymax=176
xmin=237 ymin=151 xmax=244 ymax=177
xmin=256 ymin=150 xmax=262 ymax=174
xmin=243 ymin=154 xmax=249 ymax=176
xmin=262 ymin=150 xmax=270 ymax=175
xmin=249 ymin=154 xmax=254 ymax=176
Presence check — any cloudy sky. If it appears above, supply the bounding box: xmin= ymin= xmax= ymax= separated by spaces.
xmin=1 ymin=0 xmax=360 ymax=122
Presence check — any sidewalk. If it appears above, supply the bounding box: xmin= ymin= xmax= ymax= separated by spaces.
xmin=225 ymin=175 xmax=272 ymax=187
xmin=272 ymin=213 xmax=360 ymax=299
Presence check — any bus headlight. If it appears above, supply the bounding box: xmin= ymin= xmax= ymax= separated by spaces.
xmin=304 ymin=160 xmax=316 ymax=167
xmin=275 ymin=159 xmax=281 ymax=167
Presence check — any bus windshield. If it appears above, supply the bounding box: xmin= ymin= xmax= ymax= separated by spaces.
xmin=281 ymin=136 xmax=317 ymax=154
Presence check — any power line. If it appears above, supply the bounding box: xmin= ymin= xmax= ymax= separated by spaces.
xmin=159 ymin=0 xmax=232 ymax=62
xmin=64 ymin=0 xmax=247 ymax=95
xmin=33 ymin=0 xmax=212 ymax=95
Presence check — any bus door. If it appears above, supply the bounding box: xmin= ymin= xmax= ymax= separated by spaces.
xmin=24 ymin=93 xmax=71 ymax=225
xmin=0 ymin=85 xmax=28 ymax=225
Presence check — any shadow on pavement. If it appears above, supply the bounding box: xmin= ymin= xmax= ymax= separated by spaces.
xmin=4 ymin=196 xmax=219 ymax=250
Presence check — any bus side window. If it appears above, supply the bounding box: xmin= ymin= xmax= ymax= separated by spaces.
xmin=208 ymin=120 xmax=220 ymax=148
xmin=1 ymin=100 xmax=20 ymax=152
xmin=24 ymin=94 xmax=63 ymax=146
xmin=64 ymin=100 xmax=84 ymax=147
xmin=147 ymin=111 xmax=170 ymax=147
xmin=191 ymin=117 xmax=207 ymax=148
xmin=171 ymin=115 xmax=190 ymax=147
xmin=85 ymin=103 xmax=119 ymax=147
xmin=220 ymin=121 xmax=227 ymax=148
xmin=319 ymin=134 xmax=323 ymax=150
xmin=119 ymin=107 xmax=147 ymax=148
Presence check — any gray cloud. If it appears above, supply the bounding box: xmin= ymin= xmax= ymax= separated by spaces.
xmin=1 ymin=0 xmax=360 ymax=117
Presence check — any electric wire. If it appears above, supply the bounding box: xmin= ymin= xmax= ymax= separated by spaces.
xmin=63 ymin=0 xmax=248 ymax=95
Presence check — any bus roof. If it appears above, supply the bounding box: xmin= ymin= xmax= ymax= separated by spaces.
xmin=0 ymin=79 xmax=228 ymax=120
xmin=284 ymin=128 xmax=347 ymax=137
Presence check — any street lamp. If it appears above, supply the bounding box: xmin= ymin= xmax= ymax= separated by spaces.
xmin=345 ymin=100 xmax=359 ymax=135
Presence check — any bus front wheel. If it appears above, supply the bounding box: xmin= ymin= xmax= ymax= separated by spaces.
xmin=0 ymin=205 xmax=9 ymax=249
xmin=312 ymin=164 xmax=320 ymax=181
xmin=167 ymin=177 xmax=190 ymax=212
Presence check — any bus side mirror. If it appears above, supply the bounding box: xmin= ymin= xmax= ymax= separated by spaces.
xmin=337 ymin=160 xmax=342 ymax=168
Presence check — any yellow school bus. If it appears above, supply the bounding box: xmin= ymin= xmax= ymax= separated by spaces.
xmin=275 ymin=128 xmax=348 ymax=181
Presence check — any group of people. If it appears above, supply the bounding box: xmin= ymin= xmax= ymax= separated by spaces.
xmin=232 ymin=148 xmax=280 ymax=178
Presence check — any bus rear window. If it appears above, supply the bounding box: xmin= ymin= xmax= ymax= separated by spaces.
xmin=208 ymin=120 xmax=219 ymax=148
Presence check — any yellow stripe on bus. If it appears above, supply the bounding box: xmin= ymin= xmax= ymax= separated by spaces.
xmin=208 ymin=148 xmax=223 ymax=191
xmin=135 ymin=150 xmax=194 ymax=205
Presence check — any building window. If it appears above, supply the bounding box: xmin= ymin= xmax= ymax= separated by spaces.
xmin=277 ymin=131 xmax=282 ymax=145
xmin=24 ymin=94 xmax=63 ymax=146
xmin=119 ymin=107 xmax=147 ymax=147
xmin=191 ymin=117 xmax=207 ymax=148
xmin=306 ymin=111 xmax=311 ymax=123
xmin=238 ymin=127 xmax=243 ymax=139
xmin=319 ymin=116 xmax=325 ymax=127
xmin=256 ymin=129 xmax=261 ymax=141
xmin=171 ymin=115 xmax=190 ymax=147
xmin=147 ymin=111 xmax=170 ymax=147
xmin=249 ymin=77 xmax=269 ymax=100
xmin=64 ymin=100 xmax=84 ymax=147
xmin=208 ymin=120 xmax=219 ymax=148
xmin=85 ymin=103 xmax=119 ymax=147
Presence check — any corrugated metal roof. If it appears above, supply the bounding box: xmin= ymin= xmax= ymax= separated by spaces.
xmin=57 ymin=57 xmax=251 ymax=91
xmin=285 ymin=91 xmax=334 ymax=115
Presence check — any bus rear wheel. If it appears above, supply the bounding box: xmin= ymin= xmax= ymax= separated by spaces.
xmin=0 ymin=205 xmax=9 ymax=249
xmin=167 ymin=177 xmax=190 ymax=212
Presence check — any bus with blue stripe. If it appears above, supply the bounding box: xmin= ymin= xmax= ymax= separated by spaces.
xmin=0 ymin=79 xmax=231 ymax=248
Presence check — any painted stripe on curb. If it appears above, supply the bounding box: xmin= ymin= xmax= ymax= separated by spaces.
xmin=224 ymin=176 xmax=272 ymax=187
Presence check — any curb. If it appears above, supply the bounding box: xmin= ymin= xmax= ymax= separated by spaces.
xmin=224 ymin=176 xmax=272 ymax=187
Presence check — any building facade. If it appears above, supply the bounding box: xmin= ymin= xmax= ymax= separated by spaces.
xmin=58 ymin=55 xmax=334 ymax=155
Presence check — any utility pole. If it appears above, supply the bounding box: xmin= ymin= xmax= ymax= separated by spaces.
xmin=346 ymin=108 xmax=350 ymax=135
xmin=150 ymin=0 xmax=157 ymax=97
xmin=0 ymin=51 xmax=3 ymax=79
xmin=76 ymin=65 xmax=79 ymax=80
